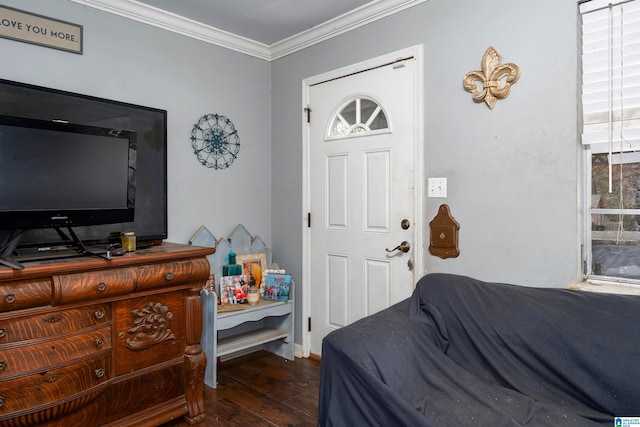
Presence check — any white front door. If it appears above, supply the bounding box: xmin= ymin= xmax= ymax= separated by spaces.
xmin=306 ymin=49 xmax=422 ymax=356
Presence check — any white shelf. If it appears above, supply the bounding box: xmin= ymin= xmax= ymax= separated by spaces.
xmin=217 ymin=327 xmax=289 ymax=356
xmin=195 ymin=225 xmax=294 ymax=388
xmin=216 ymin=299 xmax=291 ymax=329
xmin=201 ymin=289 xmax=295 ymax=388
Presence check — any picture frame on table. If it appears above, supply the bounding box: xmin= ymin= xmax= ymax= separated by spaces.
xmin=236 ymin=252 xmax=267 ymax=289
xmin=264 ymin=273 xmax=291 ymax=302
xmin=219 ymin=274 xmax=247 ymax=305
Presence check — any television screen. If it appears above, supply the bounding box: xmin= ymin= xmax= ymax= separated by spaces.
xmin=0 ymin=79 xmax=167 ymax=250
xmin=0 ymin=115 xmax=136 ymax=229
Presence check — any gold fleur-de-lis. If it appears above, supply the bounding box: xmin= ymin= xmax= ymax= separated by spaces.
xmin=463 ymin=46 xmax=520 ymax=109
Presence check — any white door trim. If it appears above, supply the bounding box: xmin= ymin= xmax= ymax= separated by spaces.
xmin=301 ymin=45 xmax=424 ymax=358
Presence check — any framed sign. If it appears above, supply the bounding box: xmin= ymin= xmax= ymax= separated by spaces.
xmin=0 ymin=5 xmax=83 ymax=54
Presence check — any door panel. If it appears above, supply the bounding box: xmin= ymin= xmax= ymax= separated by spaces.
xmin=365 ymin=258 xmax=391 ymax=315
xmin=309 ymin=57 xmax=417 ymax=355
xmin=327 ymin=155 xmax=348 ymax=229
xmin=327 ymin=254 xmax=349 ymax=328
xmin=365 ymin=150 xmax=390 ymax=231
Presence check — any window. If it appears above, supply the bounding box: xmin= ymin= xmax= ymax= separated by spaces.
xmin=581 ymin=0 xmax=640 ymax=282
xmin=327 ymin=96 xmax=389 ymax=138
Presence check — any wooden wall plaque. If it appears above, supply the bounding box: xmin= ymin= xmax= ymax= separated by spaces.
xmin=429 ymin=204 xmax=460 ymax=259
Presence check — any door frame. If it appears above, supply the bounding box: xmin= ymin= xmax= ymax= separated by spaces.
xmin=301 ymin=45 xmax=425 ymax=357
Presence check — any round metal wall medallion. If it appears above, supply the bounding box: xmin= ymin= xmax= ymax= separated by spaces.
xmin=190 ymin=113 xmax=240 ymax=170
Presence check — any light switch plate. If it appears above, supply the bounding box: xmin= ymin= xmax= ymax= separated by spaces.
xmin=428 ymin=177 xmax=447 ymax=198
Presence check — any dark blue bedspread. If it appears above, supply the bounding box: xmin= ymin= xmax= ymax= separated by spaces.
xmin=318 ymin=273 xmax=640 ymax=426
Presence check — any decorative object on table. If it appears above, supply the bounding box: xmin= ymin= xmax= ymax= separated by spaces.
xmin=190 ymin=113 xmax=240 ymax=169
xmin=428 ymin=204 xmax=460 ymax=259
xmin=220 ymin=275 xmax=248 ymax=304
xmin=246 ymin=287 xmax=260 ymax=305
xmin=262 ymin=268 xmax=285 ymax=297
xmin=264 ymin=273 xmax=291 ymax=302
xmin=222 ymin=250 xmax=242 ymax=276
xmin=462 ymin=46 xmax=520 ymax=109
xmin=236 ymin=252 xmax=267 ymax=289
xmin=204 ymin=274 xmax=215 ymax=292
xmin=120 ymin=231 xmax=136 ymax=252
xmin=195 ymin=224 xmax=272 ymax=296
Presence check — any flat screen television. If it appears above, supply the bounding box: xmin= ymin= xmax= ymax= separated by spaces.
xmin=0 ymin=115 xmax=136 ymax=228
xmin=0 ymin=79 xmax=167 ymax=266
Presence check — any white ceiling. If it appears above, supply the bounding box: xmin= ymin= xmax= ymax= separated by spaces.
xmin=133 ymin=0 xmax=373 ymax=46
xmin=69 ymin=0 xmax=426 ymax=60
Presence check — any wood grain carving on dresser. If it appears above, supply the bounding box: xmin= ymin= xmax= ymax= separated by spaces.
xmin=0 ymin=242 xmax=213 ymax=427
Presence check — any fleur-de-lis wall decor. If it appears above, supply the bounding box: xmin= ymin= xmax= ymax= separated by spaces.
xmin=463 ymin=46 xmax=520 ymax=109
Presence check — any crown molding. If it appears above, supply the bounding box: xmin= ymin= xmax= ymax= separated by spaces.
xmin=270 ymin=0 xmax=427 ymax=60
xmin=69 ymin=0 xmax=426 ymax=61
xmin=68 ymin=0 xmax=272 ymax=60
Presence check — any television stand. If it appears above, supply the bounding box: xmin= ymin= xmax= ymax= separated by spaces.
xmin=60 ymin=226 xmax=110 ymax=262
xmin=0 ymin=229 xmax=26 ymax=270
xmin=0 ymin=242 xmax=212 ymax=425
xmin=0 ymin=227 xmax=111 ymax=270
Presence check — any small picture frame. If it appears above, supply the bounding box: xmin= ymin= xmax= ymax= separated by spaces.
xmin=236 ymin=252 xmax=267 ymax=289
xmin=264 ymin=273 xmax=291 ymax=302
xmin=220 ymin=275 xmax=248 ymax=305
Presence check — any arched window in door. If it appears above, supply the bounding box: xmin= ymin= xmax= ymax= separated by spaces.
xmin=327 ymin=96 xmax=389 ymax=139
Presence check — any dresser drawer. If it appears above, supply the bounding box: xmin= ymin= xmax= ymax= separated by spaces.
xmin=0 ymin=326 xmax=111 ymax=378
xmin=0 ymin=279 xmax=52 ymax=313
xmin=0 ymin=304 xmax=110 ymax=345
xmin=55 ymin=268 xmax=136 ymax=304
xmin=113 ymin=291 xmax=185 ymax=375
xmin=0 ymin=354 xmax=111 ymax=421
xmin=135 ymin=260 xmax=195 ymax=291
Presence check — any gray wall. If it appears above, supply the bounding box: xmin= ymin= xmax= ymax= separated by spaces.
xmin=0 ymin=0 xmax=272 ymax=246
xmin=2 ymin=0 xmax=582 ymax=346
xmin=271 ymin=0 xmax=581 ymax=341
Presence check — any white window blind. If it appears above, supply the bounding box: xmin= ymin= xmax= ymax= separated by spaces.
xmin=581 ymin=0 xmax=640 ymax=155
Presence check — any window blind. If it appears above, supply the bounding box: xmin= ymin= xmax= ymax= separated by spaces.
xmin=581 ymin=0 xmax=640 ymax=155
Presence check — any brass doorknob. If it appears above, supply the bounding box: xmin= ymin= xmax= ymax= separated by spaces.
xmin=385 ymin=241 xmax=410 ymax=253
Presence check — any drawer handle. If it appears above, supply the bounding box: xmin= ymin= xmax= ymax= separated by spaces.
xmin=0 ymin=397 xmax=4 ymax=407
xmin=165 ymin=272 xmax=174 ymax=281
xmin=0 ymin=361 xmax=6 ymax=370
xmin=95 ymin=338 xmax=104 ymax=347
xmin=3 ymin=294 xmax=15 ymax=304
xmin=95 ymin=368 xmax=105 ymax=379
xmin=96 ymin=282 xmax=107 ymax=292
xmin=95 ymin=310 xmax=105 ymax=320
xmin=0 ymin=328 xmax=6 ymax=339
xmin=44 ymin=314 xmax=62 ymax=324
xmin=44 ymin=374 xmax=62 ymax=383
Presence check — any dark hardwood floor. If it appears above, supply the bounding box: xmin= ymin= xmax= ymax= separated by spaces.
xmin=164 ymin=350 xmax=321 ymax=427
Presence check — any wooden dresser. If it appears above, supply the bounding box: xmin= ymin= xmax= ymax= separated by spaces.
xmin=0 ymin=242 xmax=213 ymax=427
